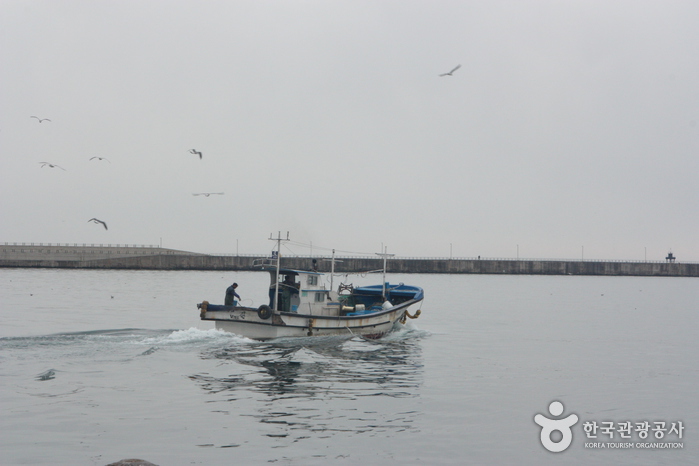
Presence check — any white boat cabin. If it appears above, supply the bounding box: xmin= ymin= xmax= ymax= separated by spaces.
xmin=268 ymin=268 xmax=341 ymax=316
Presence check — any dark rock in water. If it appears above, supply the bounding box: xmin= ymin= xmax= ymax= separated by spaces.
xmin=106 ymin=460 xmax=158 ymax=466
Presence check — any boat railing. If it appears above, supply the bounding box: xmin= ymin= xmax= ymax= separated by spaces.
xmin=252 ymin=258 xmax=277 ymax=268
xmin=337 ymin=283 xmax=354 ymax=294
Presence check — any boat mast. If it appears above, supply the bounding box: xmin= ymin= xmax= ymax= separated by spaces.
xmin=269 ymin=231 xmax=289 ymax=311
xmin=330 ymin=249 xmax=335 ymax=291
xmin=323 ymin=249 xmax=342 ymax=292
xmin=376 ymin=246 xmax=394 ymax=300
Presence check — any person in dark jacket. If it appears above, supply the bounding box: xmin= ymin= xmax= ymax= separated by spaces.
xmin=225 ymin=282 xmax=241 ymax=306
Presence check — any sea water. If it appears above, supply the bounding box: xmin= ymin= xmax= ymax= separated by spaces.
xmin=1 ymin=268 xmax=697 ymax=465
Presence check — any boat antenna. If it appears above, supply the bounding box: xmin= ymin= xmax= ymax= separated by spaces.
xmin=269 ymin=231 xmax=290 ymax=311
xmin=375 ymin=246 xmax=394 ymax=300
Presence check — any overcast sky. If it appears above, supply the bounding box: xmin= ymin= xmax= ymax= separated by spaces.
xmin=1 ymin=1 xmax=697 ymax=261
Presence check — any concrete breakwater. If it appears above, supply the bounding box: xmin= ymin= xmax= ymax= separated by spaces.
xmin=1 ymin=244 xmax=697 ymax=277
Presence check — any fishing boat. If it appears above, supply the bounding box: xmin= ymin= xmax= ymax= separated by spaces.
xmin=197 ymin=235 xmax=424 ymax=340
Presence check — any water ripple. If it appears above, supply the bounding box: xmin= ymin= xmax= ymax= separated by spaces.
xmin=189 ymin=328 xmax=427 ymax=442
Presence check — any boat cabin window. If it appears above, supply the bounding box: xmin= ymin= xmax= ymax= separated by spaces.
xmin=279 ymin=273 xmax=299 ymax=287
xmin=307 ymin=275 xmax=318 ymax=286
xmin=314 ymin=292 xmax=325 ymax=302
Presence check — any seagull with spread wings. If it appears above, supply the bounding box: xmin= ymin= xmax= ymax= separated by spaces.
xmin=89 ymin=157 xmax=111 ymax=163
xmin=439 ymin=64 xmax=461 ymax=77
xmin=189 ymin=149 xmax=203 ymax=159
xmin=193 ymin=192 xmax=224 ymax=197
xmin=31 ymin=116 xmax=51 ymax=123
xmin=39 ymin=162 xmax=66 ymax=170
xmin=88 ymin=218 xmax=108 ymax=230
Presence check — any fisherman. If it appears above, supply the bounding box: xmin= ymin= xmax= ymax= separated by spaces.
xmin=280 ymin=274 xmax=300 ymax=312
xmin=225 ymin=282 xmax=241 ymax=306
xmin=282 ymin=274 xmax=297 ymax=288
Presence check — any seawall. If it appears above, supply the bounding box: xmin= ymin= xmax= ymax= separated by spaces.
xmin=1 ymin=244 xmax=697 ymax=277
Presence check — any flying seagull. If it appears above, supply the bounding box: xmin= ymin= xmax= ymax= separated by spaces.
xmin=439 ymin=64 xmax=461 ymax=77
xmin=39 ymin=162 xmax=66 ymax=170
xmin=88 ymin=218 xmax=108 ymax=230
xmin=189 ymin=149 xmax=203 ymax=159
xmin=30 ymin=116 xmax=51 ymax=123
xmin=193 ymin=192 xmax=225 ymax=197
xmin=89 ymin=157 xmax=111 ymax=163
